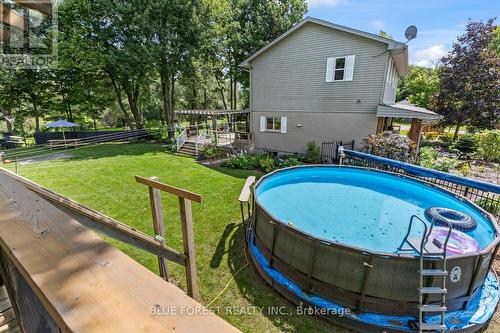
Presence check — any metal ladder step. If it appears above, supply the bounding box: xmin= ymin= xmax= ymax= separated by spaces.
xmin=419 ymin=304 xmax=447 ymax=312
xmin=419 ymin=323 xmax=447 ymax=331
xmin=419 ymin=287 xmax=447 ymax=294
xmin=419 ymin=269 xmax=447 ymax=276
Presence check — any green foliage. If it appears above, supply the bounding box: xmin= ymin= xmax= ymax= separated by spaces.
xmin=476 ymin=130 xmax=500 ymax=161
xmin=455 ymin=162 xmax=471 ymax=177
xmin=418 ymin=147 xmax=457 ymax=172
xmin=163 ymin=143 xmax=178 ymax=153
xmin=396 ymin=66 xmax=439 ymax=108
xmin=475 ymin=198 xmax=499 ymax=215
xmin=222 ymin=153 xmax=257 ymax=170
xmin=378 ymin=31 xmax=393 ymax=39
xmin=432 ymin=19 xmax=499 ymax=133
xmin=276 ymin=156 xmax=302 ymax=168
xmin=363 ymin=131 xmax=414 ymax=162
xmin=198 ymin=145 xmax=226 ymax=160
xmin=452 ymin=134 xmax=478 ymax=154
xmin=305 ymin=141 xmax=321 ymax=163
xmin=256 ymin=154 xmax=276 ymax=173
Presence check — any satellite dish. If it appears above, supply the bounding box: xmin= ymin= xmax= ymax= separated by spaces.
xmin=405 ymin=25 xmax=417 ymax=41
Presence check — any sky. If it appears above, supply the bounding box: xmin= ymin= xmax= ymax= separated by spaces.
xmin=306 ymin=0 xmax=499 ymax=67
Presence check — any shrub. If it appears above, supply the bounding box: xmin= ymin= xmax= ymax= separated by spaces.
xmin=475 ymin=198 xmax=499 ymax=215
xmin=305 ymin=141 xmax=321 ymax=163
xmin=277 ymin=156 xmax=302 ymax=168
xmin=418 ymin=147 xmax=457 ymax=172
xmin=256 ymin=154 xmax=276 ymax=173
xmin=363 ymin=131 xmax=414 ymax=162
xmin=198 ymin=145 xmax=226 ymax=160
xmin=163 ymin=143 xmax=178 ymax=153
xmin=222 ymin=153 xmax=256 ymax=170
xmin=452 ymin=134 xmax=478 ymax=154
xmin=455 ymin=162 xmax=472 ymax=177
xmin=476 ymin=130 xmax=500 ymax=162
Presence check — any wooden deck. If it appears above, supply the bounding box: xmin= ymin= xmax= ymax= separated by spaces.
xmin=0 ymin=286 xmax=18 ymax=333
xmin=0 ymin=169 xmax=240 ymax=332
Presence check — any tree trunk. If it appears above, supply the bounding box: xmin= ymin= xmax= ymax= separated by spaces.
xmin=229 ymin=74 xmax=233 ymax=110
xmin=31 ymin=95 xmax=40 ymax=132
xmin=110 ymin=76 xmax=133 ymax=129
xmin=124 ymin=82 xmax=143 ymax=129
xmin=233 ymin=74 xmax=237 ymax=109
xmin=218 ymin=88 xmax=227 ymax=110
xmin=453 ymin=122 xmax=461 ymax=141
xmin=203 ymin=88 xmax=207 ymax=109
xmin=160 ymin=69 xmax=174 ymax=139
xmin=191 ymin=86 xmax=197 ymax=110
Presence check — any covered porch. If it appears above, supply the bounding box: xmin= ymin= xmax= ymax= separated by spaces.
xmin=376 ymin=102 xmax=442 ymax=150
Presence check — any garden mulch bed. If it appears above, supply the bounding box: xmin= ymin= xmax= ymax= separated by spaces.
xmin=451 ymin=160 xmax=499 ymax=184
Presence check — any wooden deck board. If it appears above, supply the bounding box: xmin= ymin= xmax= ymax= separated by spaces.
xmin=0 ymin=169 xmax=240 ymax=332
xmin=0 ymin=286 xmax=18 ymax=333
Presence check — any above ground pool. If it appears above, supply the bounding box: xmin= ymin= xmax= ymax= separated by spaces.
xmin=255 ymin=167 xmax=496 ymax=253
xmin=249 ymin=166 xmax=499 ymax=326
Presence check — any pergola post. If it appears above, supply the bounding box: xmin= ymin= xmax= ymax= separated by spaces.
xmin=408 ymin=118 xmax=423 ymax=152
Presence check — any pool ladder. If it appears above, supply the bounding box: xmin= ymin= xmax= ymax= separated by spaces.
xmin=397 ymin=215 xmax=453 ymax=333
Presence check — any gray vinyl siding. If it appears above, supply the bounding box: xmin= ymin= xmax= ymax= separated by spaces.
xmin=250 ymin=22 xmax=389 ymax=113
xmin=252 ymin=111 xmax=376 ymax=153
xmin=382 ymin=60 xmax=399 ymax=104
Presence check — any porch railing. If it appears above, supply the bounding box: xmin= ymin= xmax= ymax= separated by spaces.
xmin=339 ymin=149 xmax=500 ymax=216
xmin=176 ymin=127 xmax=187 ymax=151
xmin=195 ymin=133 xmax=205 ymax=155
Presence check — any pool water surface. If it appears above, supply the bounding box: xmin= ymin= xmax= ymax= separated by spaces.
xmin=255 ymin=167 xmax=495 ymax=253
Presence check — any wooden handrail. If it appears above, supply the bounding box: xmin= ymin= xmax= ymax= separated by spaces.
xmin=239 ymin=176 xmax=255 ymax=203
xmin=0 ymin=168 xmax=187 ymax=265
xmin=0 ymin=168 xmax=239 ymax=332
xmin=135 ymin=176 xmax=203 ymax=203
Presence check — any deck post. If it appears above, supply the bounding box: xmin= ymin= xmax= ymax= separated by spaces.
xmin=178 ymin=197 xmax=200 ymax=301
xmin=148 ymin=176 xmax=169 ymax=281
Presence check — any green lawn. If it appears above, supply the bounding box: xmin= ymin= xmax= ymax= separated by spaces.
xmin=7 ymin=143 xmax=335 ymax=333
xmin=6 ymin=143 xmax=499 ymax=333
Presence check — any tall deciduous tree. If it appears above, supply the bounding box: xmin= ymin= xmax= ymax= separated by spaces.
xmin=432 ymin=19 xmax=499 ymax=140
xmin=396 ymin=66 xmax=439 ymax=109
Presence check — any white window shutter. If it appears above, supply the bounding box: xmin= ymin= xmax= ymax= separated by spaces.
xmin=387 ymin=58 xmax=392 ymax=82
xmin=325 ymin=57 xmax=335 ymax=82
xmin=345 ymin=55 xmax=355 ymax=81
xmin=280 ymin=117 xmax=287 ymax=133
xmin=260 ymin=116 xmax=266 ymax=132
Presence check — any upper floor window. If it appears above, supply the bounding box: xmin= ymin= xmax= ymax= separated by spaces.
xmin=325 ymin=55 xmax=355 ymax=82
xmin=334 ymin=57 xmax=346 ymax=80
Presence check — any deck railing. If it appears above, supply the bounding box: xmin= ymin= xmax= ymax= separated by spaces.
xmin=0 ymin=168 xmax=238 ymax=332
xmin=176 ymin=127 xmax=187 ymax=151
xmin=339 ymin=149 xmax=500 ymax=216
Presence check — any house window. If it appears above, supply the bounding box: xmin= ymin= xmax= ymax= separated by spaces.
xmin=266 ymin=117 xmax=281 ymax=132
xmin=325 ymin=55 xmax=355 ymax=82
xmin=334 ymin=57 xmax=345 ymax=81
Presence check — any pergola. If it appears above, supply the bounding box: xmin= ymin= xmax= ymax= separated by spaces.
xmin=376 ymin=101 xmax=442 ymax=150
xmin=174 ymin=109 xmax=250 ymax=132
xmin=1 ymin=0 xmax=53 ymax=43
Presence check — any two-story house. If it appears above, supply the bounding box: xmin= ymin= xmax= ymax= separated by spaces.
xmin=240 ymin=17 xmax=441 ymax=153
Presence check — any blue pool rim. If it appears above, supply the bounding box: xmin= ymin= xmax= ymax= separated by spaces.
xmin=248 ymin=165 xmax=500 ymax=329
xmin=253 ymin=165 xmax=499 ymax=258
xmin=247 ymin=227 xmax=500 ymax=333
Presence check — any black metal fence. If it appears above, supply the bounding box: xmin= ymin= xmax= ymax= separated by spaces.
xmin=340 ymin=149 xmax=499 ymax=217
xmin=320 ymin=140 xmax=354 ymax=164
